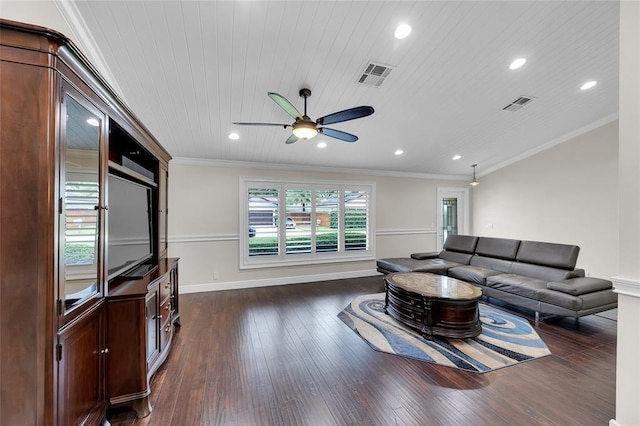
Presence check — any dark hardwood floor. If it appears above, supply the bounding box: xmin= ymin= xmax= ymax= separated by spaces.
xmin=109 ymin=276 xmax=616 ymax=425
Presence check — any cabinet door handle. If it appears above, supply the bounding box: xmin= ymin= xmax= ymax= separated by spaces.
xmin=152 ymin=315 xmax=162 ymax=320
xmin=165 ymin=326 xmax=171 ymax=332
xmin=165 ymin=304 xmax=170 ymax=311
xmin=165 ymin=283 xmax=170 ymax=289
xmin=100 ymin=348 xmax=109 ymax=354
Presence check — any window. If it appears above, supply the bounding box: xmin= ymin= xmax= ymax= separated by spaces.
xmin=64 ymin=178 xmax=99 ymax=266
xmin=241 ymin=178 xmax=375 ymax=268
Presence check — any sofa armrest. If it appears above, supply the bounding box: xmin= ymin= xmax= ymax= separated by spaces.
xmin=547 ymin=277 xmax=613 ymax=296
xmin=411 ymin=251 xmax=440 ymax=260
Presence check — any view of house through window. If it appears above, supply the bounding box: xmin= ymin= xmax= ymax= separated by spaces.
xmin=242 ymin=179 xmax=374 ymax=267
xmin=64 ymin=178 xmax=99 ymax=266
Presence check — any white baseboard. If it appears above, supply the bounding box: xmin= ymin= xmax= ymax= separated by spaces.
xmin=179 ymin=269 xmax=381 ymax=294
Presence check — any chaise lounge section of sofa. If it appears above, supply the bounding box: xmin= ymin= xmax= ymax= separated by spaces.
xmin=377 ymin=235 xmax=617 ymax=319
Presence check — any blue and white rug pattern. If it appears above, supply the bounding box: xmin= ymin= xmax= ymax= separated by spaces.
xmin=338 ymin=292 xmax=551 ymax=373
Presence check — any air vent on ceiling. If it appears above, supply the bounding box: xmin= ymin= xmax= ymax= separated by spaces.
xmin=358 ymin=62 xmax=394 ymax=87
xmin=502 ymin=95 xmax=536 ymax=112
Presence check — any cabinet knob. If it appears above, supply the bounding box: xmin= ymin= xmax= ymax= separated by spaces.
xmin=152 ymin=314 xmax=163 ymax=320
xmin=100 ymin=348 xmax=109 ymax=354
xmin=165 ymin=326 xmax=171 ymax=332
xmin=165 ymin=283 xmax=170 ymax=289
xmin=165 ymin=304 xmax=170 ymax=311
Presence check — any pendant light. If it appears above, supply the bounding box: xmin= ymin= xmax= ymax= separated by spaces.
xmin=470 ymin=164 xmax=480 ymax=186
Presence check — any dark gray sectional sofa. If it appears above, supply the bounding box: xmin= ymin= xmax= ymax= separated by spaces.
xmin=377 ymin=235 xmax=617 ymax=319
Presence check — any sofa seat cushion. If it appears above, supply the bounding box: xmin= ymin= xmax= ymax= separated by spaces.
xmin=448 ymin=265 xmax=501 ymax=285
xmin=469 ymin=255 xmax=513 ymax=273
xmin=509 ymin=262 xmax=577 ymax=282
xmin=377 ymin=258 xmax=426 ymax=273
xmin=486 ymin=274 xmax=547 ymax=300
xmin=376 ymin=258 xmax=461 ymax=275
xmin=536 ymin=288 xmax=617 ymax=311
xmin=547 ymin=277 xmax=613 ymax=296
xmin=486 ymin=274 xmax=617 ymax=311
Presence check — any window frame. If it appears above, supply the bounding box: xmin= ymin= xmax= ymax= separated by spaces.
xmin=240 ymin=177 xmax=376 ymax=269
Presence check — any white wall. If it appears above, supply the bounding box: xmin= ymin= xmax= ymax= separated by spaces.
xmin=613 ymin=2 xmax=640 ymax=424
xmin=0 ymin=1 xmax=73 ymax=35
xmin=167 ymin=160 xmax=462 ymax=292
xmin=471 ymin=120 xmax=619 ymax=279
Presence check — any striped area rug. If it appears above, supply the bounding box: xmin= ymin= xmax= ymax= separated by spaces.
xmin=338 ymin=292 xmax=551 ymax=373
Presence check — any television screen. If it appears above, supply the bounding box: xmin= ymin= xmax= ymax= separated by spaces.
xmin=107 ymin=174 xmax=153 ymax=278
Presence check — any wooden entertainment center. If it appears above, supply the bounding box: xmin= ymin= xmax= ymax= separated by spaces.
xmin=0 ymin=20 xmax=179 ymax=424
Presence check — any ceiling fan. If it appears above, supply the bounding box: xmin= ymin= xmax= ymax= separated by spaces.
xmin=233 ymin=88 xmax=374 ymax=144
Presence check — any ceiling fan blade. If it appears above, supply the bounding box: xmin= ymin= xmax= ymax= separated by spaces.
xmin=319 ymin=127 xmax=358 ymax=142
xmin=233 ymin=122 xmax=291 ymax=128
xmin=316 ymin=106 xmax=374 ymax=126
xmin=285 ymin=134 xmax=299 ymax=144
xmin=268 ymin=92 xmax=302 ymax=120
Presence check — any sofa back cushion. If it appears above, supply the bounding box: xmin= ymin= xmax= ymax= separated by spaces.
xmin=515 ymin=240 xmax=580 ymax=270
xmin=475 ymin=237 xmax=520 ymax=260
xmin=443 ymin=235 xmax=479 ymax=253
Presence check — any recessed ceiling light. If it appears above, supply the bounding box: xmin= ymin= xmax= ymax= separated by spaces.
xmin=228 ymin=132 xmax=240 ymax=140
xmin=581 ymin=80 xmax=597 ymax=90
xmin=317 ymin=141 xmax=327 ymax=148
xmin=509 ymin=58 xmax=527 ymax=70
xmin=86 ymin=118 xmax=99 ymax=127
xmin=452 ymin=155 xmax=462 ymax=160
xmin=394 ymin=24 xmax=411 ymax=40
xmin=394 ymin=149 xmax=404 ymax=156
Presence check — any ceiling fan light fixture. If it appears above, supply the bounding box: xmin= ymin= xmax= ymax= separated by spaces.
xmin=292 ymin=120 xmax=318 ymax=140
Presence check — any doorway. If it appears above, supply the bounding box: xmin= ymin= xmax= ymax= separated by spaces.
xmin=436 ymin=187 xmax=470 ymax=251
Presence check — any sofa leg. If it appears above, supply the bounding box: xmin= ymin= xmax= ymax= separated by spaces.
xmin=535 ymin=311 xmax=540 ymax=322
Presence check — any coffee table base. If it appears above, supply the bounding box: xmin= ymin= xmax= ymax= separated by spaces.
xmin=385 ymin=274 xmax=482 ymax=339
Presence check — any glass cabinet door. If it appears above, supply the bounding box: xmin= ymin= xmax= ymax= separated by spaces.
xmin=59 ymin=88 xmax=105 ymax=322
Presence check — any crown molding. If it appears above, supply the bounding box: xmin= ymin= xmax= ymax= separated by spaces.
xmin=479 ymin=113 xmax=619 ymax=177
xmin=171 ymin=157 xmax=466 ymax=181
xmin=54 ymin=0 xmax=127 ymax=104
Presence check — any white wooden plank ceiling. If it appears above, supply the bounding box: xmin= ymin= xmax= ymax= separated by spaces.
xmin=59 ymin=0 xmax=619 ymax=178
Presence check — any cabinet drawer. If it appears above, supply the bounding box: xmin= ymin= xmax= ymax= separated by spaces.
xmin=158 ymin=273 xmax=171 ymax=301
xmin=160 ymin=315 xmax=172 ymax=351
xmin=160 ymin=297 xmax=172 ymax=317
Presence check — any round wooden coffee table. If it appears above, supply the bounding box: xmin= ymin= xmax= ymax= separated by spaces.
xmin=384 ymin=272 xmax=482 ymax=339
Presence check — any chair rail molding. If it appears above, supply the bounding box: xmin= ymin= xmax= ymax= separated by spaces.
xmin=611 ymin=276 xmax=640 ymax=298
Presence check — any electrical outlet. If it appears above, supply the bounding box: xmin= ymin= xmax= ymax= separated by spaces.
xmin=213 ymin=272 xmax=219 ymax=280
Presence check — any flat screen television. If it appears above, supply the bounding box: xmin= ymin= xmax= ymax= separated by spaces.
xmin=107 ymin=174 xmax=154 ymax=279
